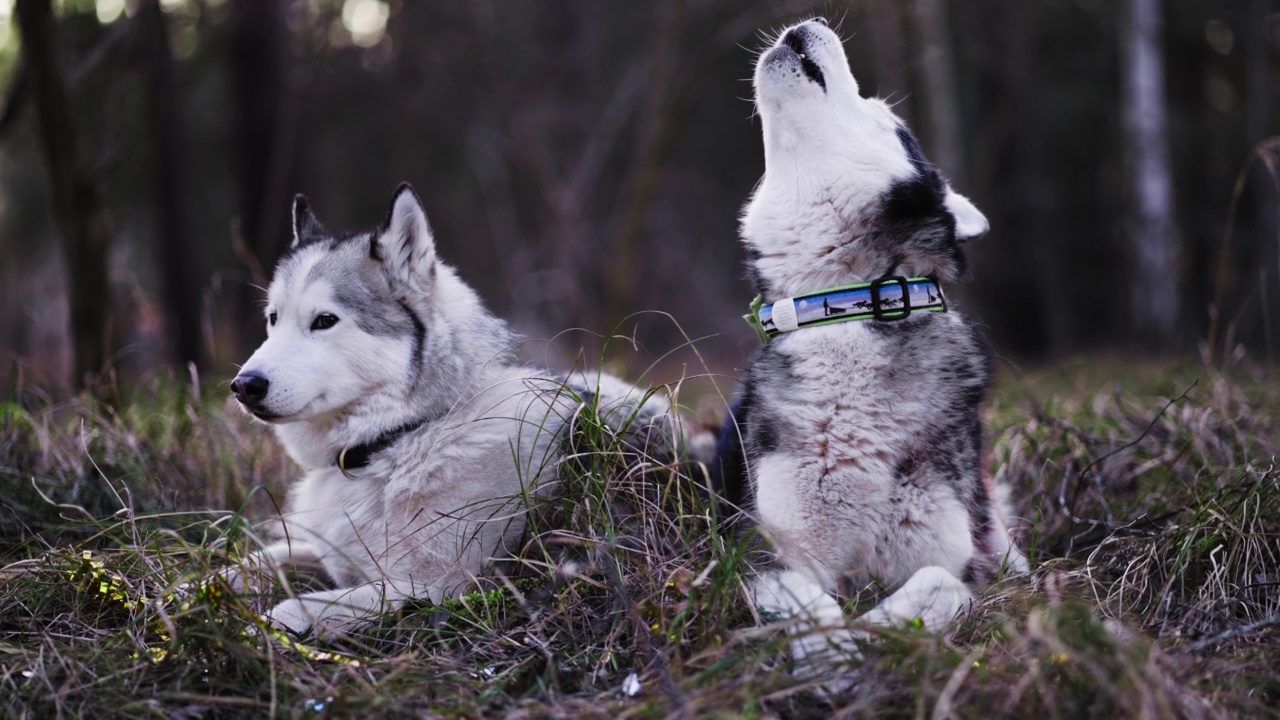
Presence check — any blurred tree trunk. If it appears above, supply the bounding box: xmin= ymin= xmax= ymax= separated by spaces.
xmin=139 ymin=0 xmax=202 ymax=371
xmin=1246 ymin=0 xmax=1276 ymax=361
xmin=469 ymin=0 xmax=824 ymax=341
xmin=866 ymin=0 xmax=913 ymax=127
xmin=535 ymin=0 xmax=594 ymax=331
xmin=1121 ymin=0 xmax=1179 ymax=347
xmin=606 ymin=0 xmax=689 ymax=327
xmin=14 ymin=0 xmax=113 ymax=389
xmin=0 ymin=61 xmax=29 ymax=138
xmin=229 ymin=0 xmax=283 ymax=273
xmin=981 ymin=0 xmax=1070 ymax=356
xmin=468 ymin=0 xmax=594 ymax=332
xmin=228 ymin=0 xmax=292 ymax=356
xmin=909 ymin=0 xmax=965 ymax=184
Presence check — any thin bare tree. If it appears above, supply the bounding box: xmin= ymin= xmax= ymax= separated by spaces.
xmin=139 ymin=0 xmax=201 ymax=371
xmin=14 ymin=0 xmax=114 ymax=389
xmin=227 ymin=0 xmax=296 ymax=358
xmin=910 ymin=0 xmax=966 ymax=185
xmin=1246 ymin=0 xmax=1276 ymax=360
xmin=1121 ymin=0 xmax=1180 ymax=346
xmin=865 ymin=0 xmax=913 ymax=127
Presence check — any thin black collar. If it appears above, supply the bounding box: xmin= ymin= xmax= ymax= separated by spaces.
xmin=332 ymin=417 xmax=432 ymax=477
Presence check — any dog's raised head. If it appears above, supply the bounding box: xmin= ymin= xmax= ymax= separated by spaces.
xmin=743 ymin=17 xmax=988 ymax=300
xmin=231 ymin=184 xmax=515 ymax=467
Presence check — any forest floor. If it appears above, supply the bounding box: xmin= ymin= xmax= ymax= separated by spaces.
xmin=0 ymin=353 xmax=1277 ymax=719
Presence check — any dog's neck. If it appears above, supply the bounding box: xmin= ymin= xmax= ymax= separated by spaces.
xmin=274 ymin=392 xmax=453 ymax=472
xmin=332 ymin=414 xmax=438 ymax=475
xmin=743 ymin=188 xmax=964 ymax=300
xmin=743 ymin=160 xmax=910 ymax=283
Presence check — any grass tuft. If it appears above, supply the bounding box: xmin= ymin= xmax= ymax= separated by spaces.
xmin=1 ymin=355 xmax=1277 ymax=718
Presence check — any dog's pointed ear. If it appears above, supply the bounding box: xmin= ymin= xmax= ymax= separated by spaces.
xmin=373 ymin=183 xmax=437 ymax=288
xmin=291 ymin=195 xmax=327 ymax=248
xmin=944 ymin=187 xmax=989 ymax=241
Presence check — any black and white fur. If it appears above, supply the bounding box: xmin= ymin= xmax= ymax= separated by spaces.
xmin=230 ymin=184 xmax=673 ymax=638
xmin=721 ymin=18 xmax=1025 ymax=676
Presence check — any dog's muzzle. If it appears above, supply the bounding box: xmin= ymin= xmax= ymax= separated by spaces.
xmin=231 ymin=373 xmax=270 ymax=408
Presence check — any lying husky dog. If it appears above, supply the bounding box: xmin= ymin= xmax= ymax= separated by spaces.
xmin=229 ymin=184 xmax=672 ymax=638
xmin=720 ymin=18 xmax=1026 ymax=674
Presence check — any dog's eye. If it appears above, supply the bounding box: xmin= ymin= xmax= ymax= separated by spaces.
xmin=268 ymin=312 xmax=277 ymax=327
xmin=311 ymin=313 xmax=339 ymax=331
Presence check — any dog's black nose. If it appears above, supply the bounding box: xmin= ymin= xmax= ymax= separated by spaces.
xmin=231 ymin=373 xmax=270 ymax=406
xmin=812 ymin=16 xmax=828 ymax=26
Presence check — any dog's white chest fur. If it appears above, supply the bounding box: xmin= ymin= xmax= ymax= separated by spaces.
xmin=749 ymin=321 xmax=978 ymax=590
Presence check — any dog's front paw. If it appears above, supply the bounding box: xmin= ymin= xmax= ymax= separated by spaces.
xmin=266 ymin=597 xmax=365 ymax=641
xmin=264 ymin=597 xmax=320 ymax=638
xmin=789 ymin=623 xmax=863 ymax=696
xmin=753 ymin=570 xmax=863 ymax=697
xmin=858 ymin=565 xmax=973 ymax=631
xmin=264 ymin=585 xmax=387 ymax=641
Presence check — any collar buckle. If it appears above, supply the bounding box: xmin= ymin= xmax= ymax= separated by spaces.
xmin=870 ymin=276 xmax=911 ymax=321
xmin=336 ymin=446 xmax=357 ymax=479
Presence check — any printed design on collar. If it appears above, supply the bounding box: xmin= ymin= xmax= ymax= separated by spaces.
xmin=747 ymin=276 xmax=947 ymax=342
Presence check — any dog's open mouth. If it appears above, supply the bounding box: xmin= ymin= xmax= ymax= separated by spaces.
xmin=783 ymin=30 xmax=825 ymax=90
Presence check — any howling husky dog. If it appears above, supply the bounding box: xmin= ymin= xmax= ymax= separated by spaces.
xmin=229 ymin=184 xmax=672 ymax=638
xmin=722 ymin=18 xmax=1026 ymax=674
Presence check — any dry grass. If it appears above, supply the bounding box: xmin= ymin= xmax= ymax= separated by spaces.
xmin=1 ymin=352 xmax=1277 ymax=719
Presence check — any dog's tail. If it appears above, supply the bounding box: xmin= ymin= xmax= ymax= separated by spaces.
xmin=985 ymin=477 xmax=1029 ymax=574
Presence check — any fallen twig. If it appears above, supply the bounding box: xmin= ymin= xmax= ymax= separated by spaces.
xmin=1184 ymin=612 xmax=1280 ymax=653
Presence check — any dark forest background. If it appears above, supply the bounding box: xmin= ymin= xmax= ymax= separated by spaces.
xmin=0 ymin=0 xmax=1277 ymax=392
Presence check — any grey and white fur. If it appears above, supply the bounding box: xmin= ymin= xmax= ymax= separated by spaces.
xmin=229 ymin=184 xmax=674 ymax=638
xmin=718 ymin=18 xmax=1026 ymax=677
